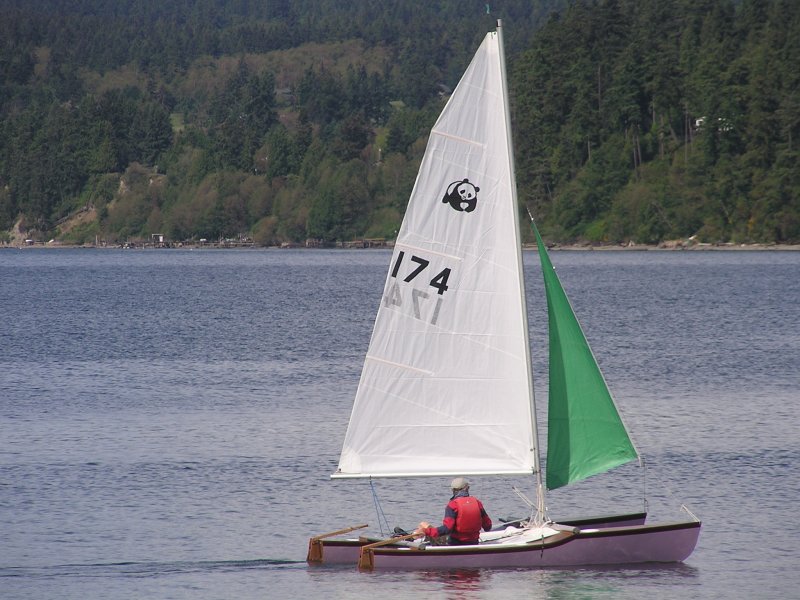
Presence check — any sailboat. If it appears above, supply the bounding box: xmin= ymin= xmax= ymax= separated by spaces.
xmin=307 ymin=20 xmax=700 ymax=569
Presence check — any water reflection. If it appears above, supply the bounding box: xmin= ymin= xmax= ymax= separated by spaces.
xmin=417 ymin=568 xmax=484 ymax=595
xmin=416 ymin=569 xmax=484 ymax=598
xmin=408 ymin=563 xmax=699 ymax=599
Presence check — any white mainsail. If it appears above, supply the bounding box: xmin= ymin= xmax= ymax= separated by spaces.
xmin=334 ymin=30 xmax=537 ymax=478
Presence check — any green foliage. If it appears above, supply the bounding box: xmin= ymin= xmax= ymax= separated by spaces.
xmin=61 ymin=219 xmax=100 ymax=245
xmin=384 ymin=105 xmax=438 ymax=156
xmin=513 ymin=0 xmax=800 ymax=243
xmin=208 ymin=61 xmax=278 ymax=170
xmin=307 ymin=189 xmax=343 ymax=241
xmin=0 ymin=184 xmax=13 ymax=230
xmin=364 ymin=207 xmax=403 ymax=239
xmin=1 ymin=0 xmax=797 ymax=244
xmin=104 ymin=163 xmax=163 ymax=240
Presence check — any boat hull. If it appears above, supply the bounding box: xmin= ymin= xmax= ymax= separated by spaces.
xmin=363 ymin=521 xmax=700 ymax=569
xmin=311 ymin=512 xmax=654 ymax=566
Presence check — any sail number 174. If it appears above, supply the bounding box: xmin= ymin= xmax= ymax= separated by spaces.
xmin=390 ymin=251 xmax=451 ymax=294
xmin=384 ymin=251 xmax=453 ymax=326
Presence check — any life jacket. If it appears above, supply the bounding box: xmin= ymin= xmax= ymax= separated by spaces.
xmin=451 ymin=496 xmax=483 ymax=542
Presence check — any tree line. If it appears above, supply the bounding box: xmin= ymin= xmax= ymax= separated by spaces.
xmin=0 ymin=0 xmax=797 ymax=245
xmin=514 ymin=0 xmax=800 ymax=243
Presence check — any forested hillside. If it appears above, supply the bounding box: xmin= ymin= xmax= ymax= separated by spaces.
xmin=513 ymin=0 xmax=800 ymax=243
xmin=1 ymin=0 xmax=797 ymax=245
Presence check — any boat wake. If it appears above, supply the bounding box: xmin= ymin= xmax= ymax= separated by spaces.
xmin=0 ymin=558 xmax=304 ymax=579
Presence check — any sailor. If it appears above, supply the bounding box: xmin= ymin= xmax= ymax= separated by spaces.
xmin=414 ymin=477 xmax=492 ymax=545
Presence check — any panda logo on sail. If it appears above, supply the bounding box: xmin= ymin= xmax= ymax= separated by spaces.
xmin=442 ymin=178 xmax=480 ymax=213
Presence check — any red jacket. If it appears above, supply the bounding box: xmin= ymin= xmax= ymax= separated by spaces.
xmin=423 ymin=491 xmax=492 ymax=543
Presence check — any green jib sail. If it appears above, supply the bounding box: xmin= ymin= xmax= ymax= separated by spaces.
xmin=532 ymin=224 xmax=638 ymax=490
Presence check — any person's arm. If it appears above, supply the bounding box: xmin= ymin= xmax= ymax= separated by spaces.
xmin=416 ymin=520 xmax=451 ymax=538
xmin=479 ymin=500 xmax=492 ymax=531
xmin=417 ymin=502 xmax=457 ymax=537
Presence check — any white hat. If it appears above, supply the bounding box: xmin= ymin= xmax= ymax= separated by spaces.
xmin=450 ymin=477 xmax=470 ymax=491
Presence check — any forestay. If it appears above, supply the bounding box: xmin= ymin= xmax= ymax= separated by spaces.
xmin=334 ymin=31 xmax=537 ymax=478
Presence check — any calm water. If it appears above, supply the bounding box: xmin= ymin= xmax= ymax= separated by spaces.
xmin=1 ymin=248 xmax=798 ymax=599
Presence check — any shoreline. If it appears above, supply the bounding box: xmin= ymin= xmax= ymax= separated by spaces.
xmin=534 ymin=242 xmax=800 ymax=251
xmin=3 ymin=241 xmax=800 ymax=251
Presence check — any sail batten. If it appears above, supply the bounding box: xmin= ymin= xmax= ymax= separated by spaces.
xmin=430 ymin=130 xmax=486 ymax=147
xmin=392 ymin=243 xmax=464 ymax=261
xmin=364 ymin=355 xmax=434 ymax=375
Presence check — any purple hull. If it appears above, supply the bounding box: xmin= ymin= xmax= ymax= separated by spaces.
xmin=310 ymin=512 xmax=701 ymax=568
xmin=363 ymin=521 xmax=700 ymax=569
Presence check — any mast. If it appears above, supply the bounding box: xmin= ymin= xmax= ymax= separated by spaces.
xmin=496 ymin=20 xmax=546 ymax=521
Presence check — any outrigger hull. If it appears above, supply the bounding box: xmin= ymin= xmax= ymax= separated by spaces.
xmin=358 ymin=521 xmax=701 ymax=570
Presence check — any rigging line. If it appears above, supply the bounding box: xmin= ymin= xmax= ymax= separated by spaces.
xmin=642 ymin=456 xmax=701 ymax=518
xmin=642 ymin=455 xmax=649 ymax=515
xmin=369 ymin=478 xmax=391 ymax=536
xmin=512 ymin=485 xmax=543 ymax=525
xmin=681 ymin=504 xmax=701 ymax=522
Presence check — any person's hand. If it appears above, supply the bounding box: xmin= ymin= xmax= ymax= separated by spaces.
xmin=414 ymin=521 xmax=430 ymax=537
